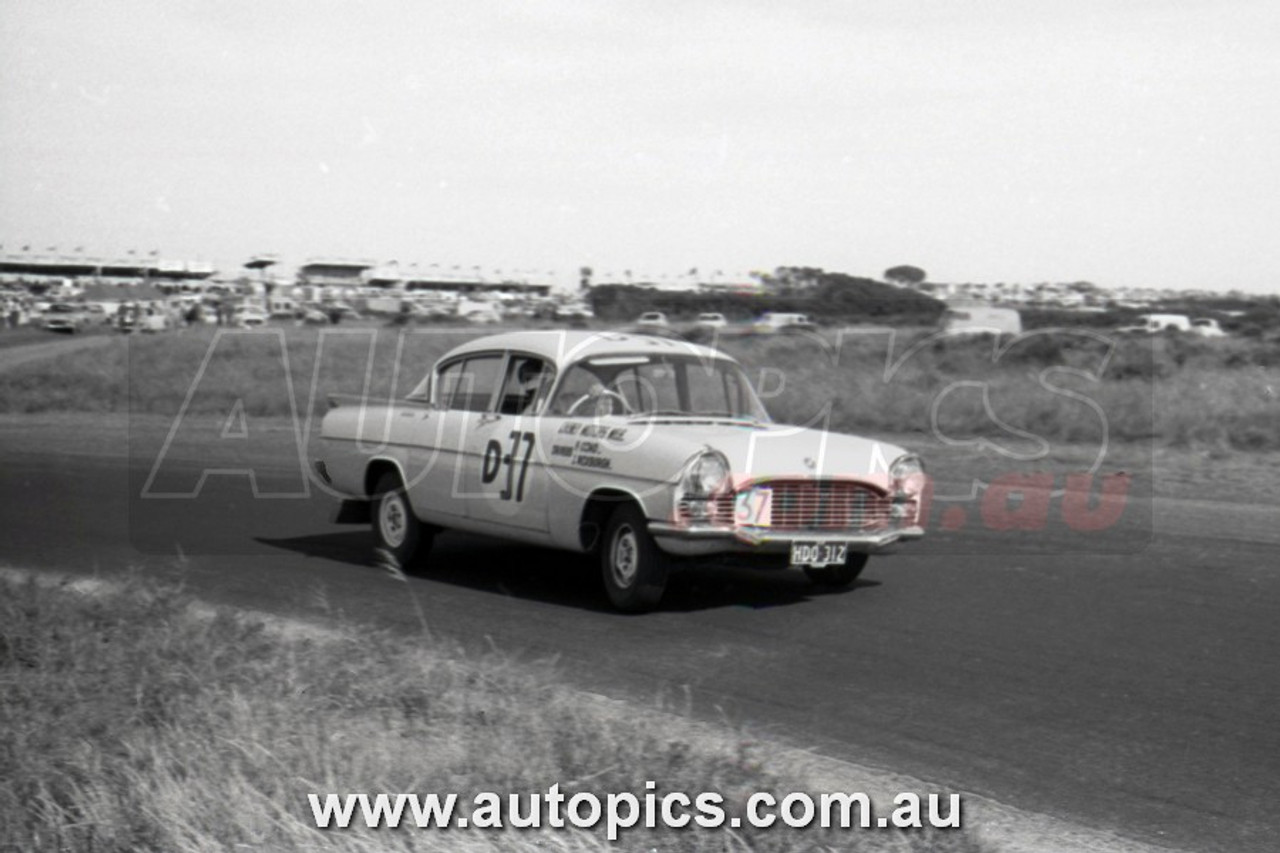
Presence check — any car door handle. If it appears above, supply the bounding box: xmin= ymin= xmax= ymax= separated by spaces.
xmin=478 ymin=413 xmax=502 ymax=425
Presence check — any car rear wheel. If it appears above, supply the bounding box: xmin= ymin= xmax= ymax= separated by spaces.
xmin=372 ymin=471 xmax=432 ymax=573
xmin=601 ymin=504 xmax=669 ymax=612
xmin=804 ymin=553 xmax=869 ymax=589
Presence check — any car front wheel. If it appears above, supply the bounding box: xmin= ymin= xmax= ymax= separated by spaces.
xmin=804 ymin=553 xmax=869 ymax=589
xmin=601 ymin=504 xmax=669 ymax=612
xmin=372 ymin=472 xmax=432 ymax=572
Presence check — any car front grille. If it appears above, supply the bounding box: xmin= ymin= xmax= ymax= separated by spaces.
xmin=678 ymin=479 xmax=894 ymax=531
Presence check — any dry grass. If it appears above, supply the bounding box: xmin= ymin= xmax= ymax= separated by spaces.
xmin=0 ymin=574 xmax=986 ymax=853
xmin=715 ymin=331 xmax=1278 ymax=452
xmin=0 ymin=324 xmax=1275 ymax=450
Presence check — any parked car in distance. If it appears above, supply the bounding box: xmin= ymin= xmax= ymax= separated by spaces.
xmin=315 ymin=330 xmax=926 ymax=612
xmin=694 ymin=312 xmax=728 ymax=329
xmin=1116 ymin=313 xmax=1192 ymax=334
xmin=233 ymin=308 xmax=269 ymax=328
xmin=554 ymin=302 xmax=595 ymax=320
xmin=115 ymin=302 xmax=171 ymax=333
xmin=299 ymin=306 xmax=332 ymax=325
xmin=405 ymin=302 xmax=454 ymax=321
xmin=85 ymin=303 xmax=116 ymax=325
xmin=457 ymin=301 xmax=503 ymax=324
xmin=40 ymin=302 xmax=92 ymax=333
xmin=636 ymin=311 xmax=669 ymax=327
xmin=753 ymin=312 xmax=817 ymax=334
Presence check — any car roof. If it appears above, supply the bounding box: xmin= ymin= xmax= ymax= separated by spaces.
xmin=440 ymin=330 xmax=728 ymax=367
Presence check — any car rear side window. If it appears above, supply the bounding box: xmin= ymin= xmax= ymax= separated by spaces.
xmin=438 ymin=355 xmax=503 ymax=412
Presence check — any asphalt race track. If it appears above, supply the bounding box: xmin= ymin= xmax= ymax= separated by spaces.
xmin=2 ymin=442 xmax=1278 ymax=852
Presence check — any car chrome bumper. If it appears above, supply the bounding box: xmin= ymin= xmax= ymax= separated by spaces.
xmin=648 ymin=522 xmax=924 ymax=557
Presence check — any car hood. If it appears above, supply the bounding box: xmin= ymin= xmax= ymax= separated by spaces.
xmin=617 ymin=418 xmax=909 ymax=485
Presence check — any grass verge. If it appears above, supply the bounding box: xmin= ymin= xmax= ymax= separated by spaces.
xmin=0 ymin=324 xmax=1276 ymax=451
xmin=0 ymin=572 xmax=986 ymax=853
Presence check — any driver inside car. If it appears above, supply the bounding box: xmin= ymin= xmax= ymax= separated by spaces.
xmin=553 ymin=377 xmax=629 ymax=417
xmin=500 ymin=358 xmax=549 ymax=414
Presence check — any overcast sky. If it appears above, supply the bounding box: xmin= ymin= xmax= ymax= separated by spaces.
xmin=2 ymin=0 xmax=1277 ymax=292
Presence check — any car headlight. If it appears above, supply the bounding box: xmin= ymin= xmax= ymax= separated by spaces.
xmin=680 ymin=450 xmax=731 ymax=498
xmin=675 ymin=450 xmax=732 ymax=524
xmin=889 ymin=454 xmax=925 ymax=498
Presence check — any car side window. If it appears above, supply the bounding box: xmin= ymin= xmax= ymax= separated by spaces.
xmin=435 ymin=355 xmax=503 ymax=411
xmin=498 ymin=356 xmax=552 ymax=415
xmin=432 ymin=361 xmax=464 ymax=406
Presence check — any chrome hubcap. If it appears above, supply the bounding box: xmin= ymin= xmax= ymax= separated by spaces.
xmin=379 ymin=493 xmax=408 ymax=548
xmin=611 ymin=525 xmax=639 ymax=588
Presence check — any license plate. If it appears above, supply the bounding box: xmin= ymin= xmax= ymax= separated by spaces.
xmin=790 ymin=541 xmax=848 ymax=568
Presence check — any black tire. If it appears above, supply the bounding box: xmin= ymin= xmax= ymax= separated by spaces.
xmin=371 ymin=471 xmax=433 ymax=573
xmin=804 ymin=553 xmax=869 ymax=589
xmin=600 ymin=503 xmax=669 ymax=612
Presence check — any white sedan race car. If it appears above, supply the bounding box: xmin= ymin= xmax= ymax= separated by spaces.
xmin=315 ymin=330 xmax=925 ymax=611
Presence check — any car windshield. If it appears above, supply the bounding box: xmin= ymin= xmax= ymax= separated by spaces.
xmin=549 ymin=354 xmax=770 ymax=421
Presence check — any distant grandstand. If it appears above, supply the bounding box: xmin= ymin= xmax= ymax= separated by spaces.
xmin=1 ymin=248 xmax=555 ymax=298
xmin=0 ymin=250 xmax=214 ymax=286
xmin=362 ymin=262 xmax=554 ymax=297
xmin=296 ymin=258 xmax=377 ymax=288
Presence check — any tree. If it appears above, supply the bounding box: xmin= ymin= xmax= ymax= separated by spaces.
xmin=884 ymin=265 xmax=927 ymax=286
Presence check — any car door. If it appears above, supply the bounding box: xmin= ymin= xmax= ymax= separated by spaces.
xmin=461 ymin=352 xmax=554 ymax=532
xmin=404 ymin=353 xmax=502 ymax=523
